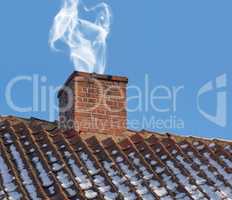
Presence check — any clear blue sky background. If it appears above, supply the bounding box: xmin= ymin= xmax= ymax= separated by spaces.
xmin=0 ymin=0 xmax=231 ymax=139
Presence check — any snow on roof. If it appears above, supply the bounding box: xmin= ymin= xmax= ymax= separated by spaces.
xmin=0 ymin=116 xmax=231 ymax=200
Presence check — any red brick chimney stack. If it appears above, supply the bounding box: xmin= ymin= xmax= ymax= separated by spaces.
xmin=58 ymin=71 xmax=128 ymax=134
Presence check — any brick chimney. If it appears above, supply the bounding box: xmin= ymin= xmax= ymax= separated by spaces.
xmin=58 ymin=71 xmax=128 ymax=134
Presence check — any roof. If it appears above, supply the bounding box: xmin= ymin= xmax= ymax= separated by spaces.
xmin=0 ymin=116 xmax=232 ymax=200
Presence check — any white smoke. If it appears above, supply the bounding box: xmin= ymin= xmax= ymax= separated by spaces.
xmin=49 ymin=0 xmax=112 ymax=74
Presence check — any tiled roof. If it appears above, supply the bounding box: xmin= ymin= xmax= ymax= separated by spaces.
xmin=0 ymin=116 xmax=232 ymax=200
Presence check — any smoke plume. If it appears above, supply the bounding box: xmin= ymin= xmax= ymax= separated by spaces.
xmin=49 ymin=0 xmax=112 ymax=74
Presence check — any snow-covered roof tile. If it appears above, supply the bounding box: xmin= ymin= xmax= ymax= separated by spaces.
xmin=0 ymin=116 xmax=231 ymax=200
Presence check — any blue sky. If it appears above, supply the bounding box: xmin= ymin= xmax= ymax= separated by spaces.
xmin=0 ymin=0 xmax=231 ymax=139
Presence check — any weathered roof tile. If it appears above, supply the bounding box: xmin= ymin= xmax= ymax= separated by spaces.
xmin=0 ymin=116 xmax=231 ymax=200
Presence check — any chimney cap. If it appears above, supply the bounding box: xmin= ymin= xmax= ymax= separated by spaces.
xmin=58 ymin=71 xmax=128 ymax=97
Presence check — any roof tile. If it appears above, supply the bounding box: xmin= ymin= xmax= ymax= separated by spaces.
xmin=0 ymin=116 xmax=231 ymax=200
